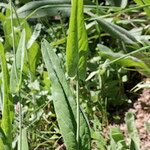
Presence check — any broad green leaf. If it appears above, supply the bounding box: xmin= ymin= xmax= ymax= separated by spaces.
xmin=41 ymin=39 xmax=90 ymax=150
xmin=66 ymin=0 xmax=89 ymax=79
xmin=18 ymin=128 xmax=29 ymax=150
xmin=24 ymin=24 xmax=40 ymax=77
xmin=125 ymin=112 xmax=140 ymax=150
xmin=78 ymin=0 xmax=89 ymax=80
xmin=26 ymin=42 xmax=39 ymax=76
xmin=0 ymin=43 xmax=13 ymax=149
xmin=66 ymin=0 xmax=78 ymax=77
xmin=10 ymin=29 xmax=26 ymax=93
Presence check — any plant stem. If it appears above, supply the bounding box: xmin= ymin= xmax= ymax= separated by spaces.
xmin=76 ymin=73 xmax=80 ymax=150
xmin=19 ymin=93 xmax=22 ymax=150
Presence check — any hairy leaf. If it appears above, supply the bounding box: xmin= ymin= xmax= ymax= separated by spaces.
xmin=41 ymin=39 xmax=90 ymax=150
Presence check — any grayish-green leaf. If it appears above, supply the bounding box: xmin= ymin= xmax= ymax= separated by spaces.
xmin=107 ymin=0 xmax=128 ymax=8
xmin=41 ymin=39 xmax=90 ymax=150
xmin=17 ymin=0 xmax=93 ymax=19
xmin=98 ymin=44 xmax=150 ymax=77
xmin=87 ymin=12 xmax=138 ymax=44
xmin=10 ymin=29 xmax=26 ymax=93
xmin=27 ymin=23 xmax=41 ymax=49
xmin=125 ymin=112 xmax=140 ymax=150
xmin=18 ymin=128 xmax=29 ymax=150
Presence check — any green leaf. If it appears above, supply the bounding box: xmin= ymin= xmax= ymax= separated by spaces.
xmin=27 ymin=23 xmax=41 ymax=49
xmin=0 ymin=43 xmax=13 ymax=149
xmin=110 ymin=127 xmax=127 ymax=149
xmin=27 ymin=42 xmax=39 ymax=76
xmin=10 ymin=29 xmax=26 ymax=93
xmin=98 ymin=44 xmax=150 ymax=77
xmin=78 ymin=0 xmax=89 ymax=80
xmin=134 ymin=0 xmax=150 ymax=16
xmin=88 ymin=12 xmax=137 ymax=44
xmin=17 ymin=0 xmax=93 ymax=19
xmin=66 ymin=0 xmax=89 ymax=79
xmin=66 ymin=0 xmax=78 ymax=77
xmin=18 ymin=128 xmax=29 ymax=150
xmin=125 ymin=112 xmax=140 ymax=150
xmin=107 ymin=0 xmax=128 ymax=8
xmin=97 ymin=18 xmax=137 ymax=44
xmin=41 ymin=39 xmax=91 ymax=150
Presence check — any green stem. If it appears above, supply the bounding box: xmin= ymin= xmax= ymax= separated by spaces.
xmin=19 ymin=94 xmax=22 ymax=150
xmin=76 ymin=73 xmax=80 ymax=150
